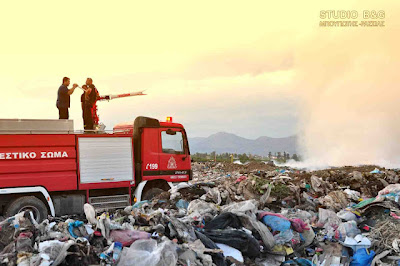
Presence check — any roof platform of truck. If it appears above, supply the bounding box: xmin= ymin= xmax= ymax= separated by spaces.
xmin=0 ymin=119 xmax=111 ymax=134
xmin=0 ymin=117 xmax=185 ymax=135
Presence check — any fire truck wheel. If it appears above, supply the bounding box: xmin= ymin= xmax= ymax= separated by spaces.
xmin=142 ymin=188 xmax=165 ymax=200
xmin=5 ymin=196 xmax=48 ymax=222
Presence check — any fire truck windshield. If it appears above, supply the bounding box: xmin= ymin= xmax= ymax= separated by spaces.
xmin=161 ymin=130 xmax=184 ymax=154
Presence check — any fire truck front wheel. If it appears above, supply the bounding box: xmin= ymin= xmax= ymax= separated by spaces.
xmin=142 ymin=188 xmax=165 ymax=200
xmin=5 ymin=196 xmax=48 ymax=222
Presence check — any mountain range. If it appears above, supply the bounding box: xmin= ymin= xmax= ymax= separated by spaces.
xmin=189 ymin=132 xmax=298 ymax=156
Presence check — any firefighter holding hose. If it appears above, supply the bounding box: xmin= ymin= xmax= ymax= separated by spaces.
xmin=57 ymin=76 xmax=145 ymax=130
xmin=81 ymin=78 xmax=99 ymax=131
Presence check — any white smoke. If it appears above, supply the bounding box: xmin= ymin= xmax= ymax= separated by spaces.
xmin=293 ymin=16 xmax=400 ymax=169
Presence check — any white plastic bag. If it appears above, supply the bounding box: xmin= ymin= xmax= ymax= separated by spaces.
xmin=216 ymin=243 xmax=244 ymax=262
xmin=221 ymin=200 xmax=258 ymax=214
xmin=83 ymin=203 xmax=97 ymax=225
xmin=117 ymin=238 xmax=177 ymax=266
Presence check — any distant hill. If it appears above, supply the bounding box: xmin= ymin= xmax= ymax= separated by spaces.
xmin=189 ymin=132 xmax=297 ymax=156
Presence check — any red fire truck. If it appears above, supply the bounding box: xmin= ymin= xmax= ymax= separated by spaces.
xmin=0 ymin=116 xmax=191 ymax=221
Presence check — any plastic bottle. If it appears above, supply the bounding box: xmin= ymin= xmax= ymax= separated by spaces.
xmin=113 ymin=242 xmax=122 ymax=263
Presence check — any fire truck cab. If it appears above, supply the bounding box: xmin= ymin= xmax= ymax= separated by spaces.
xmin=0 ymin=117 xmax=191 ymax=221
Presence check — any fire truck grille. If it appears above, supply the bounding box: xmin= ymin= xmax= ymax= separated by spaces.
xmin=89 ymin=194 xmax=130 ymax=212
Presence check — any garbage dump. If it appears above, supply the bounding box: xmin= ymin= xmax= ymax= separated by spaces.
xmin=2 ymin=162 xmax=400 ymax=265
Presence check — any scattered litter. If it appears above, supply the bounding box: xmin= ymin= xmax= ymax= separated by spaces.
xmin=1 ymin=162 xmax=400 ymax=265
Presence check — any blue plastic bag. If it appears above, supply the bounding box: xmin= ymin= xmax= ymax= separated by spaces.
xmin=176 ymin=199 xmax=189 ymax=209
xmin=261 ymin=215 xmax=291 ymax=232
xmin=262 ymin=215 xmax=293 ymax=244
xmin=350 ymin=248 xmax=375 ymax=266
xmin=370 ymin=168 xmax=382 ymax=174
xmin=283 ymin=258 xmax=314 ymax=266
xmin=68 ymin=220 xmax=85 ymax=238
xmin=132 ymin=200 xmax=150 ymax=209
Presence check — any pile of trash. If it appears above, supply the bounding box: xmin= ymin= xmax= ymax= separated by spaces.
xmin=2 ymin=162 xmax=400 ymax=266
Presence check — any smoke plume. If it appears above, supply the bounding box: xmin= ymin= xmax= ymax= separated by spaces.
xmin=293 ymin=21 xmax=400 ymax=168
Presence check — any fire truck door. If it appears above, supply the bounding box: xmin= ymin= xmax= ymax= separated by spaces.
xmin=158 ymin=128 xmax=190 ymax=181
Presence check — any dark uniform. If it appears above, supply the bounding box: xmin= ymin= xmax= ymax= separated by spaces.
xmin=82 ymin=84 xmax=98 ymax=130
xmin=81 ymin=93 xmax=86 ymax=119
xmin=56 ymin=85 xmax=70 ymax=119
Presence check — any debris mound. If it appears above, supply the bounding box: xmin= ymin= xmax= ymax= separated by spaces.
xmin=1 ymin=162 xmax=400 ymax=265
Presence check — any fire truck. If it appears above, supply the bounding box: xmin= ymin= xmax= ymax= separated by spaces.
xmin=0 ymin=116 xmax=191 ymax=221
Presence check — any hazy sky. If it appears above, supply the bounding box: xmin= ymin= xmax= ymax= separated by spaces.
xmin=0 ymin=0 xmax=397 ymax=143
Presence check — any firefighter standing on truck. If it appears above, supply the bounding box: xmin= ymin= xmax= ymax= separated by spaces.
xmin=81 ymin=85 xmax=93 ymax=130
xmin=81 ymin=78 xmax=99 ymax=130
xmin=56 ymin=77 xmax=78 ymax=119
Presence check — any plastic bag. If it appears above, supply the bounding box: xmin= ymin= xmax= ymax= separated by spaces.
xmin=169 ymin=182 xmax=190 ymax=200
xmin=216 ymin=243 xmax=244 ymax=263
xmin=52 ymin=240 xmax=76 ymax=266
xmin=336 ymin=221 xmax=360 ymax=241
xmin=187 ymin=199 xmax=218 ymax=216
xmin=98 ymin=213 xmax=111 ymax=240
xmin=204 ymin=212 xmax=242 ymax=230
xmin=201 ymin=187 xmax=222 ymax=205
xmin=204 ymin=229 xmax=260 ymax=258
xmin=165 ymin=216 xmax=197 ymax=242
xmin=300 ymin=223 xmax=315 ymax=247
xmin=195 ymin=231 xmax=227 ymax=266
xmin=84 ymin=203 xmax=97 ymax=225
xmin=275 ymin=229 xmax=294 ymax=245
xmin=311 ymin=175 xmax=325 ymax=193
xmin=221 ymin=200 xmax=258 ymax=214
xmin=344 ymin=189 xmax=361 ymax=201
xmin=260 ymin=214 xmax=294 ymax=244
xmin=261 ymin=215 xmax=291 ymax=232
xmin=236 ymin=213 xmax=275 ymax=249
xmin=370 ymin=168 xmax=382 ymax=174
xmin=337 ymin=210 xmax=358 ymax=222
xmin=378 ymin=184 xmax=400 ymax=196
xmin=117 ymin=239 xmax=178 ymax=266
xmin=290 ymin=218 xmax=310 ymax=233
xmin=175 ymin=199 xmax=189 ymax=209
xmin=318 ymin=208 xmax=341 ymax=227
xmin=132 ymin=200 xmax=151 ymax=209
xmin=350 ymin=248 xmax=375 ymax=266
xmin=110 ymin=229 xmax=151 ymax=247
xmin=39 ymin=240 xmax=65 ymax=261
xmin=352 ymin=198 xmax=376 ymax=209
xmin=68 ymin=220 xmax=88 ymax=238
